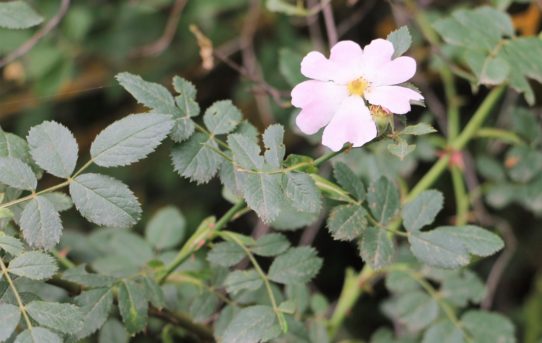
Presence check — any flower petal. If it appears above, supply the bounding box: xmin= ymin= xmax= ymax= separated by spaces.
xmin=365 ymin=85 xmax=424 ymax=114
xmin=300 ymin=51 xmax=336 ymax=81
xmin=360 ymin=38 xmax=395 ymax=82
xmin=329 ymin=41 xmax=364 ymax=83
xmin=292 ymin=81 xmax=348 ymax=135
xmin=373 ymin=56 xmax=417 ymax=86
xmin=321 ymin=96 xmax=377 ymax=151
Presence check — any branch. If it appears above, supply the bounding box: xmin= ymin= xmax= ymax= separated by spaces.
xmin=321 ymin=0 xmax=338 ymax=47
xmin=0 ymin=0 xmax=71 ymax=68
xmin=149 ymin=308 xmax=215 ymax=342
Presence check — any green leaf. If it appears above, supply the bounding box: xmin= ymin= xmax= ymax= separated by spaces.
xmin=0 ymin=129 xmax=33 ymax=164
xmin=360 ymin=227 xmax=394 ymax=270
xmin=0 ymin=303 xmax=20 ymax=341
xmin=437 ymin=225 xmax=504 ymax=257
xmin=189 ymin=292 xmax=219 ymax=323
xmin=228 ymin=133 xmax=264 ymax=170
xmin=506 ymin=146 xmax=542 ymax=183
xmin=142 ymin=276 xmax=165 ymax=309
xmin=224 ymin=269 xmax=263 ymax=295
xmin=440 ymin=270 xmax=485 ymax=306
xmin=69 ymin=173 xmax=141 ymax=228
xmin=118 ymin=280 xmax=148 ymax=334
xmin=268 ymin=247 xmax=322 ymax=284
xmin=145 ymin=206 xmax=186 ymax=250
xmin=0 ymin=234 xmax=24 ymax=256
xmin=368 ymin=177 xmax=400 ymax=224
xmin=26 ymin=121 xmax=78 ymax=178
xmin=263 ymin=124 xmax=285 ymax=168
xmin=8 ymin=251 xmax=57 ymax=280
xmin=62 ymin=265 xmax=116 ymax=288
xmin=171 ymin=76 xmax=199 ymax=142
xmin=203 ymin=100 xmax=242 ymax=135
xmin=402 ymin=190 xmax=444 ymax=232
xmin=222 ymin=305 xmax=280 ymax=343
xmin=284 ymin=173 xmax=321 ymax=213
xmin=14 ymin=327 xmax=61 ymax=343
xmin=279 ymin=48 xmax=304 ymax=86
xmin=20 ymin=196 xmax=63 ymax=250
xmin=387 ymin=139 xmax=416 ymax=160
xmin=401 ymin=123 xmax=437 ymax=136
xmin=116 ymin=72 xmax=178 ymax=114
xmin=171 ymin=132 xmax=222 ymax=184
xmin=387 ymin=26 xmax=412 ymax=58
xmin=98 ymin=319 xmax=129 ymax=343
xmin=422 ymin=320 xmax=463 ymax=343
xmin=0 ymin=157 xmax=36 ymax=191
xmin=74 ymin=288 xmax=114 ymax=339
xmin=26 ymin=301 xmax=83 ymax=334
xmin=90 ymin=113 xmax=173 ymax=167
xmin=327 ymin=204 xmax=368 ymax=241
xmin=252 ymin=233 xmax=291 ymax=257
xmin=462 ymin=310 xmax=515 ymax=343
xmin=395 ymin=291 xmax=439 ymax=331
xmin=207 ymin=241 xmax=245 ymax=267
xmin=333 ymin=162 xmax=366 ymax=201
xmin=243 ymin=173 xmax=284 ymax=223
xmin=110 ymin=232 xmax=153 ymax=267
xmin=42 ymin=192 xmax=73 ymax=212
xmin=0 ymin=1 xmax=43 ymax=29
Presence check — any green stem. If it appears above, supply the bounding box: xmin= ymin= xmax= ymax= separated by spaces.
xmin=52 ymin=250 xmax=76 ymax=269
xmin=475 ymin=127 xmax=525 ymax=145
xmin=0 ymin=256 xmax=34 ymax=330
xmin=450 ymin=167 xmax=469 ymax=226
xmin=314 ymin=145 xmax=350 ymax=166
xmin=0 ymin=180 xmax=70 ymax=209
xmin=157 ymin=201 xmax=246 ymax=284
xmin=442 ymin=67 xmax=460 ymax=142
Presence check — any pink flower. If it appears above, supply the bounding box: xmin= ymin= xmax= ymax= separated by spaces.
xmin=291 ymin=39 xmax=424 ymax=151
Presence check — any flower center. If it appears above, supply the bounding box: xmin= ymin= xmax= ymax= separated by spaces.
xmin=347 ymin=78 xmax=369 ymax=96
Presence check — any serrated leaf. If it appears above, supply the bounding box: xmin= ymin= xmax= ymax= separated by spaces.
xmin=203 ymin=100 xmax=242 ymax=135
xmin=440 ymin=270 xmax=485 ymax=307
xmin=142 ymin=276 xmax=165 ymax=309
xmin=327 ymin=204 xmax=368 ymax=241
xmin=14 ymin=327 xmax=61 ymax=343
xmin=387 ymin=140 xmax=415 ymax=160
xmin=263 ymin=124 xmax=285 ymax=168
xmin=268 ymin=247 xmax=322 ymax=284
xmin=91 ymin=113 xmax=173 ymax=167
xmin=437 ymin=225 xmax=504 ymax=257
xmin=26 ymin=121 xmax=78 ymax=178
xmin=0 ymin=303 xmax=20 ymax=341
xmin=41 ymin=192 xmax=73 ymax=212
xmin=69 ymin=173 xmax=141 ymax=228
xmin=0 ymin=234 xmax=24 ymax=256
xmin=402 ymin=190 xmax=444 ymax=232
xmin=252 ymin=233 xmax=290 ymax=257
xmin=189 ymin=292 xmax=219 ymax=323
xmin=116 ymin=72 xmax=178 ymax=114
xmin=228 ymin=133 xmax=264 ymax=170
xmin=20 ymin=196 xmax=62 ymax=250
xmin=8 ymin=251 xmax=57 ymax=280
xmin=171 ymin=132 xmax=222 ymax=184
xmin=395 ymin=291 xmax=439 ymax=331
xmin=333 ymin=162 xmax=366 ymax=201
xmin=62 ymin=265 xmax=116 ymax=288
xmin=360 ymin=227 xmax=394 ymax=270
xmin=145 ymin=206 xmax=186 ymax=250
xmin=284 ymin=172 xmax=321 ymax=213
xmin=171 ymin=76 xmax=199 ymax=142
xmin=207 ymin=241 xmax=245 ymax=267
xmin=243 ymin=173 xmax=284 ymax=223
xmin=74 ymin=288 xmax=114 ymax=339
xmin=222 ymin=305 xmax=280 ymax=343
xmin=0 ymin=1 xmax=43 ymax=29
xmin=110 ymin=231 xmax=153 ymax=267
xmin=387 ymin=26 xmax=412 ymax=58
xmin=26 ymin=301 xmax=83 ymax=334
xmin=506 ymin=146 xmax=542 ymax=183
xmin=0 ymin=157 xmax=36 ymax=191
xmin=462 ymin=310 xmax=515 ymax=343
xmin=368 ymin=177 xmax=400 ymax=224
xmin=422 ymin=320 xmax=463 ymax=343
xmin=118 ymin=280 xmax=148 ymax=334
xmin=401 ymin=123 xmax=437 ymax=136
xmin=224 ymin=269 xmax=263 ymax=295
xmin=98 ymin=319 xmax=128 ymax=343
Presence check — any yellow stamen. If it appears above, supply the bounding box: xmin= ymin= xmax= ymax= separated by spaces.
xmin=347 ymin=78 xmax=369 ymax=96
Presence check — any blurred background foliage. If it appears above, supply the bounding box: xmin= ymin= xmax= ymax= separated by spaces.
xmin=1 ymin=0 xmax=542 ymax=341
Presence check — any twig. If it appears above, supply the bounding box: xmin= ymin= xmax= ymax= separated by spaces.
xmin=130 ymin=0 xmax=188 ymax=57
xmin=149 ymin=308 xmax=215 ymax=342
xmin=337 ymin=0 xmax=376 ymax=37
xmin=0 ymin=0 xmax=71 ymax=68
xmin=306 ymin=0 xmax=325 ymax=52
xmin=321 ymin=0 xmax=338 ymax=47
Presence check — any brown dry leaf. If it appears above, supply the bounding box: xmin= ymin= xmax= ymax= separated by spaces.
xmin=189 ymin=24 xmax=214 ymax=71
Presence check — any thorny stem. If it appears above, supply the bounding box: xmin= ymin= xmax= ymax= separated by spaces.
xmin=0 ymin=256 xmax=34 ymax=330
